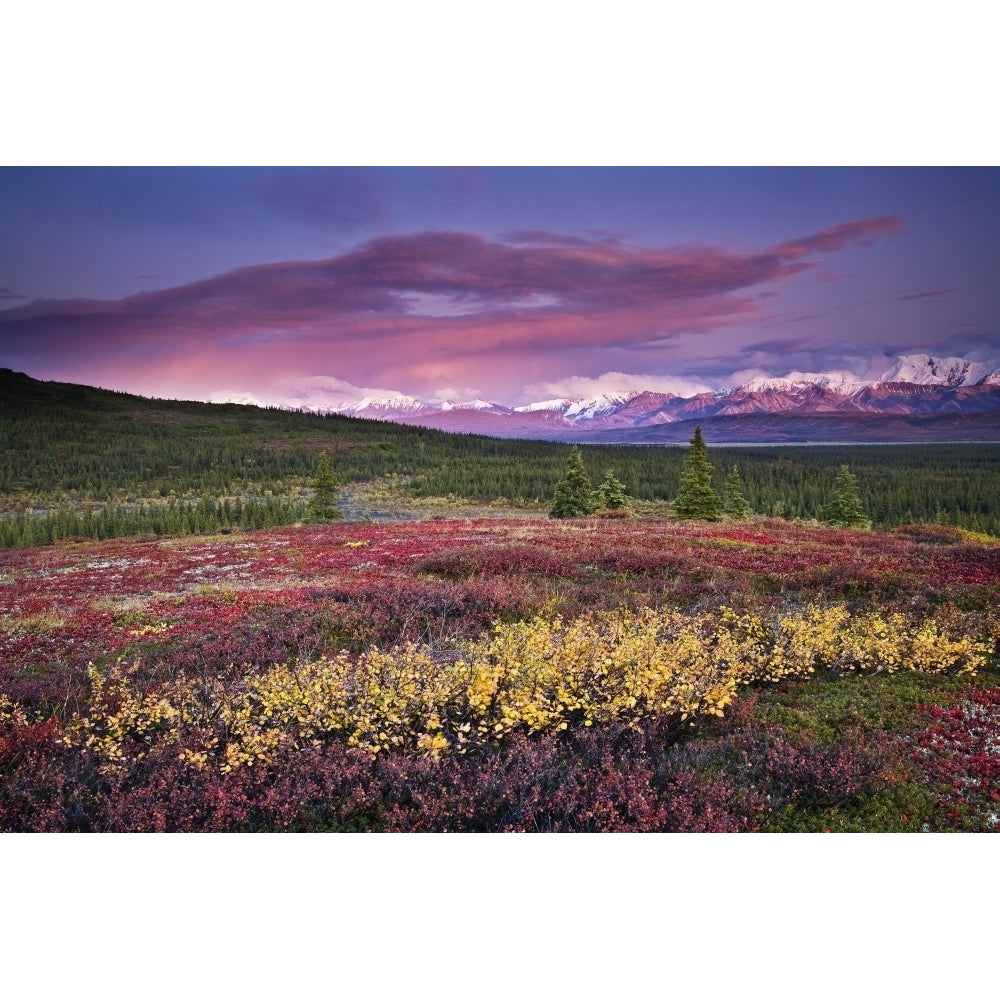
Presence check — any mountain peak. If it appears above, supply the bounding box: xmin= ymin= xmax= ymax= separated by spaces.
xmin=440 ymin=399 xmax=512 ymax=414
xmin=300 ymin=350 xmax=1000 ymax=439
xmin=880 ymin=353 xmax=998 ymax=388
xmin=740 ymin=370 xmax=869 ymax=395
xmin=337 ymin=394 xmax=430 ymax=416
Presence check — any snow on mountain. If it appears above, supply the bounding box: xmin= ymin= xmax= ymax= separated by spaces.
xmin=440 ymin=399 xmax=512 ymax=414
xmin=311 ymin=351 xmax=1000 ymax=440
xmin=740 ymin=371 xmax=871 ymax=395
xmin=511 ymin=391 xmax=643 ymax=420
xmin=879 ymin=354 xmax=1000 ymax=387
xmin=563 ymin=391 xmax=640 ymax=419
xmin=335 ymin=394 xmax=431 ymax=416
xmin=735 ymin=355 xmax=1000 ymax=398
xmin=512 ymin=398 xmax=576 ymax=414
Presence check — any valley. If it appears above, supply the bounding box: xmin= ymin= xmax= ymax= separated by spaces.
xmin=2 ymin=368 xmax=999 ymax=832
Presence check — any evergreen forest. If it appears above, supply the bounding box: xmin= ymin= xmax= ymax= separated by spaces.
xmin=3 ymin=368 xmax=1000 ymax=546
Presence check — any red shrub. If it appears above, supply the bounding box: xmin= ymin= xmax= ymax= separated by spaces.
xmin=911 ymin=687 xmax=1000 ymax=831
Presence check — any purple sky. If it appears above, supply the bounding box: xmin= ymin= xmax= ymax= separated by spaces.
xmin=2 ymin=167 xmax=998 ymax=408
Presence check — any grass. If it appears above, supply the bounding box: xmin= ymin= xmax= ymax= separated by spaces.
xmin=746 ymin=663 xmax=999 ymax=831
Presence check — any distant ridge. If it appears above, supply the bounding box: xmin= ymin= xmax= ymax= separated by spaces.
xmin=8 ymin=351 xmax=1000 ymax=444
xmin=308 ymin=352 xmax=1000 ymax=443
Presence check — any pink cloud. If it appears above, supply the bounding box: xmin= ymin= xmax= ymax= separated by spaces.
xmin=769 ymin=216 xmax=904 ymax=259
xmin=0 ymin=218 xmax=904 ymax=401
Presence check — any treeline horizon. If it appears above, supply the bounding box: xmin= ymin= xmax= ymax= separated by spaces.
xmin=3 ymin=368 xmax=1000 ymax=546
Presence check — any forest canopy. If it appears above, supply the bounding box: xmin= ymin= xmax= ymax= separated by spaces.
xmin=2 ymin=369 xmax=1000 ymax=544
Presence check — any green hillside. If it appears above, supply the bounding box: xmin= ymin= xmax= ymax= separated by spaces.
xmin=3 ymin=367 xmax=1000 ymax=545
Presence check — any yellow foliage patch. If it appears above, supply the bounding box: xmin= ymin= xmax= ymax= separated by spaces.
xmin=62 ymin=603 xmax=989 ymax=773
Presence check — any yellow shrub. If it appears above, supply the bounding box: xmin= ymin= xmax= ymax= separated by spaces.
xmin=61 ymin=602 xmax=989 ymax=772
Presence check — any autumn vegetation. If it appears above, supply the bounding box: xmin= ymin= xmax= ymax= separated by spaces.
xmin=2 ymin=512 xmax=998 ymax=831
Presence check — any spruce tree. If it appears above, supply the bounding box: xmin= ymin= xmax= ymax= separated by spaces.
xmin=673 ymin=425 xmax=721 ymax=521
xmin=593 ymin=470 xmax=633 ymax=512
xmin=307 ymin=451 xmax=343 ymax=522
xmin=549 ymin=446 xmax=596 ymax=518
xmin=827 ymin=464 xmax=869 ymax=528
xmin=722 ymin=464 xmax=752 ymax=520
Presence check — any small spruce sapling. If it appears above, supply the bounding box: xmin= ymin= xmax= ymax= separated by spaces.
xmin=722 ymin=465 xmax=752 ymax=520
xmin=593 ymin=470 xmax=633 ymax=513
xmin=550 ymin=446 xmax=596 ymax=518
xmin=827 ymin=464 xmax=869 ymax=528
xmin=307 ymin=451 xmax=344 ymax=522
xmin=673 ymin=425 xmax=721 ymax=521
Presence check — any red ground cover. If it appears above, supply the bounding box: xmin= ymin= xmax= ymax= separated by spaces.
xmin=1 ymin=516 xmax=997 ymax=830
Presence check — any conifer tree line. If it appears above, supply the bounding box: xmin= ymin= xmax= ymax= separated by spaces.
xmin=550 ymin=424 xmax=870 ymax=526
xmin=3 ymin=369 xmax=1000 ymax=543
xmin=0 ymin=495 xmax=307 ymax=548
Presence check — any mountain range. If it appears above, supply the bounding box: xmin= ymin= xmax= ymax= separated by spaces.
xmin=317 ymin=353 xmax=1000 ymax=443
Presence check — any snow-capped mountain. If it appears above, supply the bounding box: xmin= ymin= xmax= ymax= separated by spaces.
xmin=564 ymin=392 xmax=644 ymax=420
xmin=512 ymin=391 xmax=643 ymax=420
xmin=440 ymin=399 xmax=512 ymax=414
xmin=512 ymin=398 xmax=578 ymax=414
xmin=334 ymin=394 xmax=431 ymax=417
xmin=880 ymin=354 xmax=999 ymax=387
xmin=741 ymin=370 xmax=871 ymax=395
xmin=315 ymin=352 xmax=1000 ymax=442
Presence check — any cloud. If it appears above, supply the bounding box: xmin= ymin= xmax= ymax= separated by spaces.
xmin=770 ymin=216 xmax=904 ymax=259
xmin=883 ymin=330 xmax=1000 ymax=362
xmin=209 ymin=391 xmax=265 ymax=407
xmin=503 ymin=229 xmax=627 ymax=248
xmin=816 ymin=269 xmax=849 ymax=283
xmin=0 ymin=286 xmax=28 ymax=301
xmin=429 ymin=385 xmax=487 ymax=404
xmin=273 ymin=375 xmax=418 ymax=410
xmin=0 ymin=218 xmax=904 ymax=400
xmin=897 ymin=287 xmax=954 ymax=301
xmin=721 ymin=337 xmax=881 ymax=386
xmin=743 ymin=337 xmax=813 ymax=355
xmin=780 ymin=313 xmax=823 ymax=324
xmin=502 ymin=230 xmax=597 ymax=247
xmin=528 ymin=370 xmax=716 ymax=400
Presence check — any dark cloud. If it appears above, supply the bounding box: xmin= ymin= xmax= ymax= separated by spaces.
xmin=780 ymin=313 xmax=823 ymax=324
xmin=327 ymin=226 xmax=846 ymax=310
xmin=897 ymin=287 xmax=954 ymax=301
xmin=744 ymin=337 xmax=813 ymax=355
xmin=726 ymin=336 xmax=885 ymax=381
xmin=884 ymin=331 xmax=1000 ymax=360
xmin=0 ymin=286 xmax=27 ymax=300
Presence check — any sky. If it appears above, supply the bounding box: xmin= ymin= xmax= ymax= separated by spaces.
xmin=4 ymin=4 xmax=998 ymax=979
xmin=2 ymin=167 xmax=999 ymax=408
